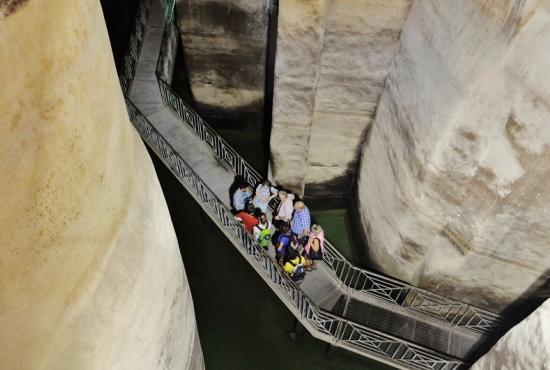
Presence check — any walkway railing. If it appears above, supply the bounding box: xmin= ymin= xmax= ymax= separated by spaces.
xmin=152 ymin=12 xmax=510 ymax=336
xmin=125 ymin=97 xmax=463 ymax=370
xmin=118 ymin=0 xmax=152 ymax=95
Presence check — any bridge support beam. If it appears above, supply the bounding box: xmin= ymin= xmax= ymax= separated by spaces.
xmin=288 ymin=318 xmax=305 ymax=340
xmin=325 ymin=343 xmax=338 ymax=359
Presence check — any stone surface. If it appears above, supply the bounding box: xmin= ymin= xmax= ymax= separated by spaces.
xmin=0 ymin=0 xmax=203 ymax=369
xmin=471 ymin=299 xmax=550 ymax=369
xmin=176 ymin=0 xmax=268 ymax=129
xmin=357 ymin=0 xmax=550 ymax=310
xmin=270 ymin=0 xmax=411 ymax=198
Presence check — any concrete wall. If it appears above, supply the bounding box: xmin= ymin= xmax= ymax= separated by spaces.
xmin=270 ymin=0 xmax=411 ymax=198
xmin=0 ymin=0 xmax=203 ymax=369
xmin=471 ymin=299 xmax=550 ymax=369
xmin=357 ymin=0 xmax=550 ymax=310
xmin=176 ymin=0 xmax=269 ymax=129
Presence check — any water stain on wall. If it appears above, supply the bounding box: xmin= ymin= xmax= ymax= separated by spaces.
xmin=1 ymin=0 xmax=29 ymax=18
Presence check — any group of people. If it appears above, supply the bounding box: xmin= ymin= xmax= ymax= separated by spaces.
xmin=232 ymin=178 xmax=325 ymax=283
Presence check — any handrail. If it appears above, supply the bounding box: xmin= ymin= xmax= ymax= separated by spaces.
xmin=153 ymin=14 xmax=511 ymax=335
xmin=117 ymin=0 xmax=152 ymax=95
xmin=124 ymin=97 xmax=463 ymax=370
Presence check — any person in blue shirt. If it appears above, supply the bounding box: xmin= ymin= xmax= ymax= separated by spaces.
xmin=233 ymin=182 xmax=252 ymax=212
xmin=274 ymin=223 xmax=292 ymax=265
xmin=290 ymin=200 xmax=311 ymax=244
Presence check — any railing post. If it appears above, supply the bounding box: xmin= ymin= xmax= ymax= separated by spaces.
xmin=288 ymin=317 xmax=304 ymax=340
xmin=325 ymin=343 xmax=337 ymax=359
xmin=341 ymin=294 xmax=352 ymax=318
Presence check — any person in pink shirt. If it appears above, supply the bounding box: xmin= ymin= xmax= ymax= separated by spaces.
xmin=273 ymin=190 xmax=294 ymax=229
xmin=304 ymin=224 xmax=324 ymax=270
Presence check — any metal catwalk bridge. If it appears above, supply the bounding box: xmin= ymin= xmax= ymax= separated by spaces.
xmin=117 ymin=1 xmax=511 ymax=369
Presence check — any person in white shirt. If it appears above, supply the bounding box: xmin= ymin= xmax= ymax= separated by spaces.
xmin=273 ymin=190 xmax=294 ymax=228
xmin=252 ymin=179 xmax=278 ymax=213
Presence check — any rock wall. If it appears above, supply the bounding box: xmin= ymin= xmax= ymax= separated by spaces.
xmin=471 ymin=299 xmax=550 ymax=369
xmin=357 ymin=0 xmax=550 ymax=310
xmin=176 ymin=0 xmax=269 ymax=129
xmin=0 ymin=0 xmax=203 ymax=369
xmin=270 ymin=0 xmax=411 ymax=198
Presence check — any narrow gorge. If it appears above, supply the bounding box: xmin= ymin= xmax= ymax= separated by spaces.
xmin=2 ymin=0 xmax=549 ymax=368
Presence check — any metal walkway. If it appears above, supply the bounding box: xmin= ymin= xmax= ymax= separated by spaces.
xmin=117 ymin=1 xmax=511 ymax=369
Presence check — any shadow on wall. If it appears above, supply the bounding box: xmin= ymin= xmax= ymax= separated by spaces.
xmin=500 ymin=268 xmax=550 ymax=324
xmin=461 ymin=269 xmax=550 ymax=362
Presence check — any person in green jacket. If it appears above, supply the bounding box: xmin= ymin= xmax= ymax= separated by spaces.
xmin=253 ymin=213 xmax=272 ymax=250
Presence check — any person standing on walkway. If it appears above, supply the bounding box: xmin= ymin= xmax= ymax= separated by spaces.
xmin=252 ymin=179 xmax=278 ymax=213
xmin=233 ymin=181 xmax=252 ymax=212
xmin=274 ymin=223 xmax=292 ymax=265
xmin=290 ymin=200 xmax=311 ymax=246
xmin=253 ymin=213 xmax=272 ymax=250
xmin=283 ymin=248 xmax=308 ymax=283
xmin=304 ymin=224 xmax=325 ymax=270
xmin=234 ymin=203 xmax=259 ymax=233
xmin=273 ymin=190 xmax=294 ymax=229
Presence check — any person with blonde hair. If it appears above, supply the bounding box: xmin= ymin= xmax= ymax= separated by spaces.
xmin=304 ymin=224 xmax=324 ymax=270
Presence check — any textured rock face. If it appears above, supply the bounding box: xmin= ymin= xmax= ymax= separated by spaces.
xmin=471 ymin=299 xmax=550 ymax=369
xmin=357 ymin=0 xmax=550 ymax=310
xmin=176 ymin=0 xmax=268 ymax=129
xmin=270 ymin=0 xmax=411 ymax=197
xmin=0 ymin=1 xmax=203 ymax=369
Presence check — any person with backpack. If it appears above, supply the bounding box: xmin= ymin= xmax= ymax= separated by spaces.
xmin=283 ymin=248 xmax=307 ymax=282
xmin=253 ymin=213 xmax=272 ymax=250
xmin=304 ymin=224 xmax=325 ymax=270
xmin=274 ymin=223 xmax=292 ymax=265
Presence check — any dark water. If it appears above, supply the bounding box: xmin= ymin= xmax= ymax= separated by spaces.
xmin=149 ymin=151 xmax=393 ymax=370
